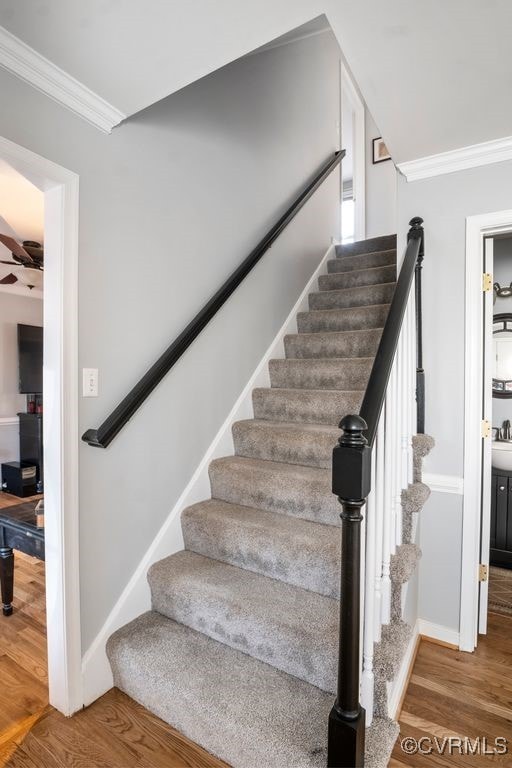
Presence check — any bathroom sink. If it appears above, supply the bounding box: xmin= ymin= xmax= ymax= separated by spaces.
xmin=492 ymin=441 xmax=512 ymax=471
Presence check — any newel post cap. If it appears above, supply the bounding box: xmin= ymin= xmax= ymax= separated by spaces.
xmin=338 ymin=415 xmax=368 ymax=447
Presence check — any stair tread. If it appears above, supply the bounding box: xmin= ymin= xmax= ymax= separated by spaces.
xmin=309 ymin=281 xmax=396 ymax=311
xmin=209 ymin=454 xmax=340 ymax=525
xmin=182 ymin=497 xmax=340 ymax=597
xmin=149 ymin=550 xmax=338 ymax=691
xmin=253 ymin=386 xmax=363 ymax=425
xmin=233 ymin=417 xmax=341 ymax=468
xmin=336 ymin=234 xmax=397 ymax=258
xmin=108 ymin=611 xmax=332 ymax=768
xmin=269 ymin=357 xmax=373 ymax=391
xmin=297 ymin=304 xmax=390 ymax=332
xmin=108 ymin=612 xmax=397 ymax=768
xmin=318 ymin=264 xmax=395 ymax=292
xmin=284 ymin=328 xmax=383 ymax=359
xmin=327 ymin=249 xmax=396 ymax=273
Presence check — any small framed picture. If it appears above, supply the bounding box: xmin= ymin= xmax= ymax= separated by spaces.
xmin=372 ymin=137 xmax=391 ymax=164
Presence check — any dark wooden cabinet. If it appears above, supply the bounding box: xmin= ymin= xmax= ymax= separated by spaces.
xmin=18 ymin=413 xmax=43 ymax=486
xmin=491 ymin=466 xmax=512 ymax=569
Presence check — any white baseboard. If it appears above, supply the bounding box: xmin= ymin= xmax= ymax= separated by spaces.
xmin=418 ymin=618 xmax=460 ymax=648
xmin=388 ymin=619 xmax=419 ymax=719
xmin=423 ymin=472 xmax=464 ymax=495
xmin=81 ymin=243 xmax=335 ymax=705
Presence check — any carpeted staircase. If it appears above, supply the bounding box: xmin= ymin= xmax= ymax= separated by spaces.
xmin=107 ymin=234 xmax=433 ymax=768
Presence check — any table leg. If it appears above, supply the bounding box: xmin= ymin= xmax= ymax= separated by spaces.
xmin=0 ymin=546 xmax=13 ymax=616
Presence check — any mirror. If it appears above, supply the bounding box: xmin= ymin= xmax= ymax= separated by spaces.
xmin=493 ymin=314 xmax=512 ymax=397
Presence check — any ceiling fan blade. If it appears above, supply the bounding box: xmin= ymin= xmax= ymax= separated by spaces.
xmin=22 ymin=241 xmax=44 ymax=264
xmin=0 ymin=273 xmax=18 ymax=284
xmin=0 ymin=260 xmax=16 ymax=265
xmin=0 ymin=234 xmax=35 ymax=265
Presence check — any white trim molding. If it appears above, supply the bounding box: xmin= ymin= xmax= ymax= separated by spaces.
xmin=0 ymin=25 xmax=125 ymax=133
xmin=0 ymin=134 xmax=82 ymax=715
xmin=461 ymin=208 xmax=512 ymax=653
xmin=0 ymin=416 xmax=18 ymax=427
xmin=388 ymin=620 xmax=420 ymax=718
xmin=423 ymin=472 xmax=464 ymax=495
xmin=398 ymin=135 xmax=512 ymax=182
xmin=418 ymin=619 xmax=460 ymax=648
xmin=82 ymin=244 xmax=336 ymax=704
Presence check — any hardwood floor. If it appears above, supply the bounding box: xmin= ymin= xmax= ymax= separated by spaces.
xmin=391 ymin=612 xmax=512 ymax=766
xmin=2 ymin=529 xmax=511 ymax=767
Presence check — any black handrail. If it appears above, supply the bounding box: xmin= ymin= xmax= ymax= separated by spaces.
xmin=360 ymin=217 xmax=424 ymax=447
xmin=328 ymin=217 xmax=424 ymax=768
xmin=82 ymin=150 xmax=345 ymax=448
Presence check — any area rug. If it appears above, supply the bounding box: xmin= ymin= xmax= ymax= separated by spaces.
xmin=489 ymin=566 xmax=512 ymax=617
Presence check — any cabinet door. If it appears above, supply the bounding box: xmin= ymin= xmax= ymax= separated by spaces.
xmin=495 ymin=476 xmax=508 ymax=551
xmin=491 ymin=473 xmax=497 ymax=550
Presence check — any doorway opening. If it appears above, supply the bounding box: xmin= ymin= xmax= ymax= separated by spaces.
xmin=0 ymin=164 xmax=47 ymax=731
xmin=0 ymin=135 xmax=81 ymax=719
xmin=462 ymin=209 xmax=512 ymax=652
xmin=487 ymin=234 xmax=512 ymax=621
xmin=340 ymin=62 xmax=365 ymax=243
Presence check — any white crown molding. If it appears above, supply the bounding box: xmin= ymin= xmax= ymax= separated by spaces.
xmin=423 ymin=472 xmax=464 ymax=495
xmin=0 ymin=25 xmax=125 ymax=133
xmin=397 ymin=135 xmax=512 ymax=182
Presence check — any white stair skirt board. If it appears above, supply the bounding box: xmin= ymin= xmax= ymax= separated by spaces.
xmin=81 ymin=243 xmax=336 ymax=705
xmin=387 ymin=619 xmax=420 ymax=719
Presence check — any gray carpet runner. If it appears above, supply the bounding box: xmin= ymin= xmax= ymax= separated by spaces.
xmin=108 ymin=233 xmax=434 ymax=768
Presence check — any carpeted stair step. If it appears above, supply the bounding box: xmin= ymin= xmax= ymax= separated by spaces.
xmin=209 ymin=455 xmax=339 ymax=525
xmin=366 ymin=717 xmax=400 ymax=768
xmin=308 ymin=282 xmax=395 ymax=311
xmin=373 ymin=619 xmax=412 ymax=683
xmin=232 ymin=419 xmax=340 ymax=468
xmin=319 ymin=264 xmax=395 ymax=292
xmin=390 ymin=543 xmax=422 ymax=586
xmin=252 ymin=387 xmax=362 ymax=425
xmin=327 ymin=249 xmax=396 ymax=273
xmin=336 ymin=234 xmax=397 ymax=258
xmin=149 ymin=551 xmax=338 ymax=692
xmin=269 ymin=358 xmax=373 ymax=391
xmin=107 ymin=611 xmax=332 ymax=768
xmin=284 ymin=328 xmax=382 ymax=359
xmin=297 ymin=304 xmax=389 ymax=333
xmin=182 ymin=498 xmax=340 ymax=597
xmin=107 ymin=612 xmax=395 ymax=768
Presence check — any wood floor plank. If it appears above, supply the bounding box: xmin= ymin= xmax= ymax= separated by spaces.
xmin=392 ymin=613 xmax=512 ymax=766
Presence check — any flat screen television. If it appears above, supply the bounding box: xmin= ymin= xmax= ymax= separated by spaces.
xmin=18 ymin=324 xmax=43 ymax=394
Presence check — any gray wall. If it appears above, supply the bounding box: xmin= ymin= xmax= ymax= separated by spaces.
xmin=397 ymin=160 xmax=512 ymax=632
xmin=492 ymin=237 xmax=512 ymax=428
xmin=0 ymin=31 xmax=342 ymax=650
xmin=365 ymin=110 xmax=397 ymax=239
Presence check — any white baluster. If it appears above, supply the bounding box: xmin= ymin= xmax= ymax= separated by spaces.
xmin=394 ymin=350 xmax=403 ymax=548
xmin=400 ymin=324 xmax=409 ymax=493
xmin=361 ymin=449 xmax=376 ymax=724
xmin=381 ymin=374 xmax=394 ymax=625
xmin=373 ymin=414 xmax=385 ymax=643
xmin=409 ymin=289 xmax=416 ymax=480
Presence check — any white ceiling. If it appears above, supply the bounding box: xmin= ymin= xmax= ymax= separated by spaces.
xmin=1 ymin=1 xmax=512 ymax=162
xmin=0 ymin=159 xmax=44 ymax=244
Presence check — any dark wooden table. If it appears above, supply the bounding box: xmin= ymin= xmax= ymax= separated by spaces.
xmin=0 ymin=501 xmax=45 ymax=616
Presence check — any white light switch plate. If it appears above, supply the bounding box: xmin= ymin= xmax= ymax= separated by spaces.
xmin=83 ymin=368 xmax=99 ymax=397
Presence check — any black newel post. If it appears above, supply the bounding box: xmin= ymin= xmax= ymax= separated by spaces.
xmin=328 ymin=415 xmax=371 ymax=768
xmin=408 ymin=216 xmax=425 ymax=434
